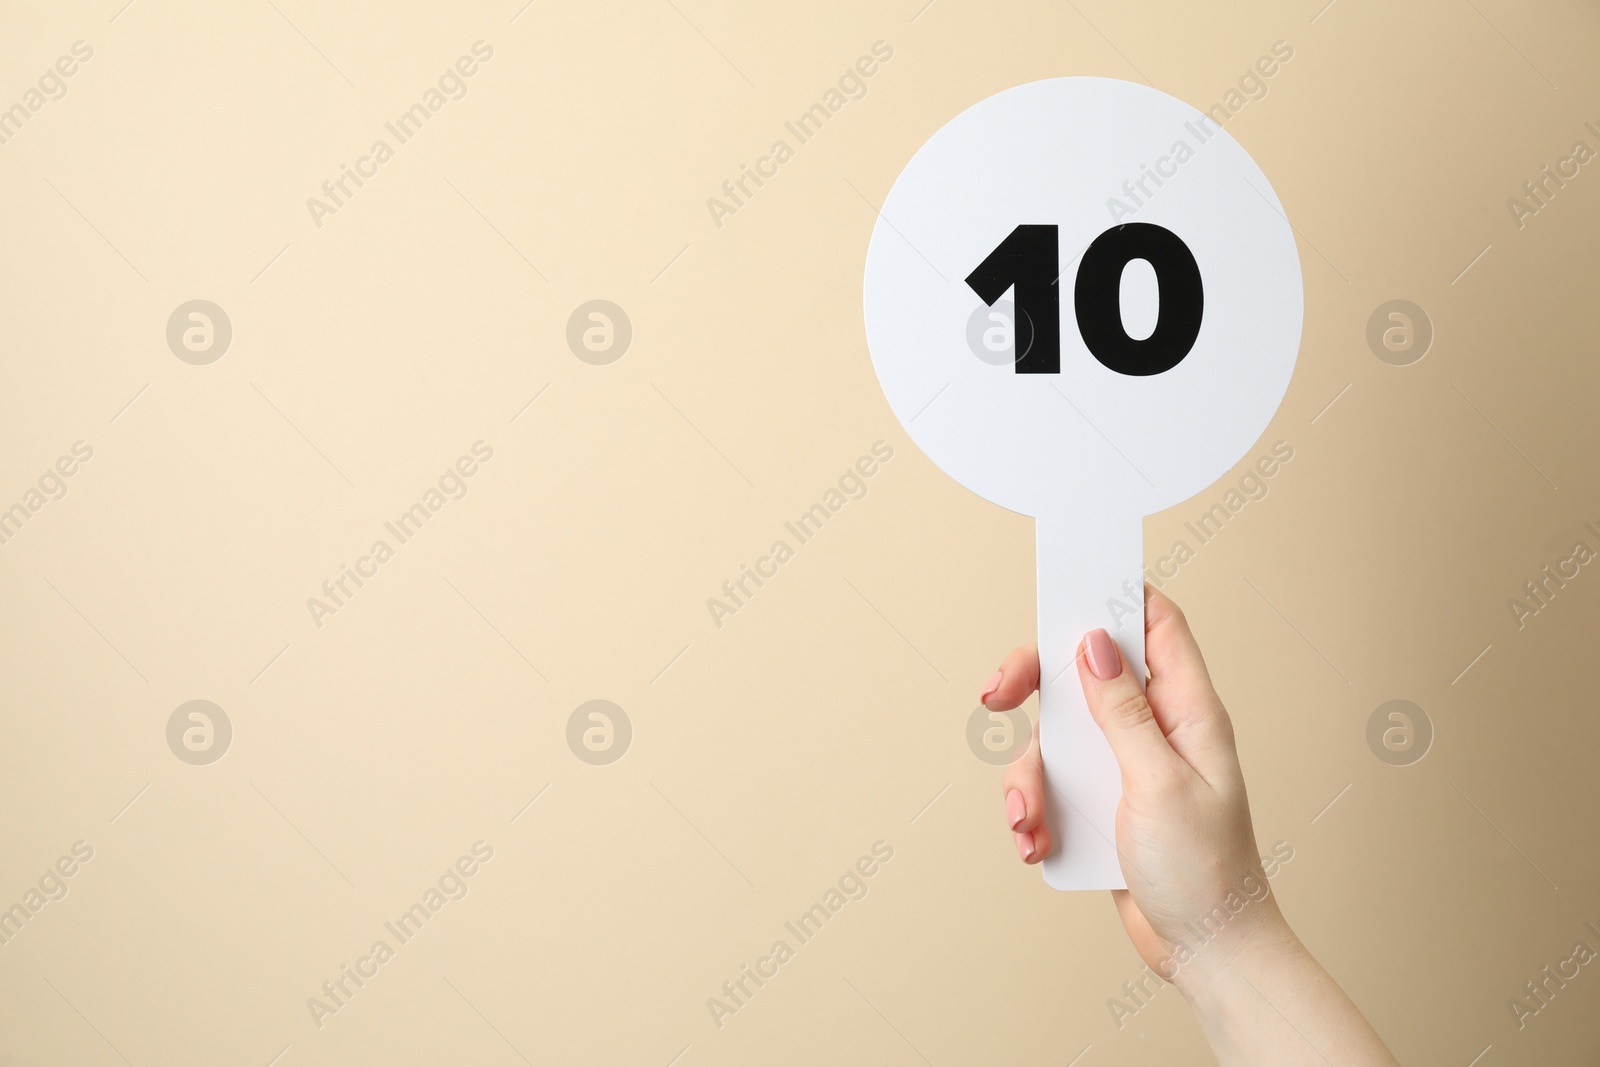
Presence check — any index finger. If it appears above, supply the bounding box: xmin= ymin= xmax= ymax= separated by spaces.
xmin=981 ymin=643 xmax=1042 ymax=710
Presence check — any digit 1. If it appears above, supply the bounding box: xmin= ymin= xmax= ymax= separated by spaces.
xmin=965 ymin=224 xmax=1060 ymax=374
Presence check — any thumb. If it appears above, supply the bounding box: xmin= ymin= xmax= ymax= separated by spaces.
xmin=1076 ymin=628 xmax=1188 ymax=787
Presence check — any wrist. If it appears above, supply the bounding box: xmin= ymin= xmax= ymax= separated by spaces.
xmin=1159 ymin=901 xmax=1299 ymax=1005
xmin=1173 ymin=912 xmax=1303 ymax=1014
xmin=1169 ymin=916 xmax=1401 ymax=1065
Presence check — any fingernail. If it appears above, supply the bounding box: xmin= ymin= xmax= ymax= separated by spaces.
xmin=1085 ymin=629 xmax=1122 ymax=681
xmin=1015 ymin=831 xmax=1035 ymax=862
xmin=1005 ymin=788 xmax=1026 ymax=829
xmin=980 ymin=669 xmax=1003 ymax=705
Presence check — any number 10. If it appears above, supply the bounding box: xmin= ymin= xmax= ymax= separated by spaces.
xmin=965 ymin=222 xmax=1204 ymax=377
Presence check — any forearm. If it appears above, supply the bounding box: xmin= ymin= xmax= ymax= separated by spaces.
xmin=1179 ymin=924 xmax=1400 ymax=1066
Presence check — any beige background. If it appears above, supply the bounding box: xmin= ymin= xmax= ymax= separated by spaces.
xmin=1 ymin=0 xmax=1597 ymax=1063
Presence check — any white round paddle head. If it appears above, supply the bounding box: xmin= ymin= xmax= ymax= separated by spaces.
xmin=863 ymin=76 xmax=1302 ymax=522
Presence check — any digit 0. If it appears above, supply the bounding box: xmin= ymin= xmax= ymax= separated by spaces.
xmin=965 ymin=223 xmax=1204 ymax=377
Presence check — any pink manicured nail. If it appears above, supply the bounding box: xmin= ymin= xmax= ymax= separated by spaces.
xmin=1015 ymin=831 xmax=1035 ymax=861
xmin=1085 ymin=629 xmax=1121 ymax=681
xmin=980 ymin=669 xmax=1003 ymax=705
xmin=1005 ymin=788 xmax=1026 ymax=830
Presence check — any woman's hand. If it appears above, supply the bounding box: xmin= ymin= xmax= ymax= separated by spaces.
xmin=981 ymin=586 xmax=1399 ymax=1065
xmin=985 ymin=587 xmax=1284 ymax=977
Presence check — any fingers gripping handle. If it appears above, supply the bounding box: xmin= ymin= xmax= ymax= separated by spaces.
xmin=1036 ymin=516 xmax=1145 ymax=891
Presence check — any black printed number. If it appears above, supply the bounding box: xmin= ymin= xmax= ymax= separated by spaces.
xmin=965 ymin=222 xmax=1204 ymax=377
